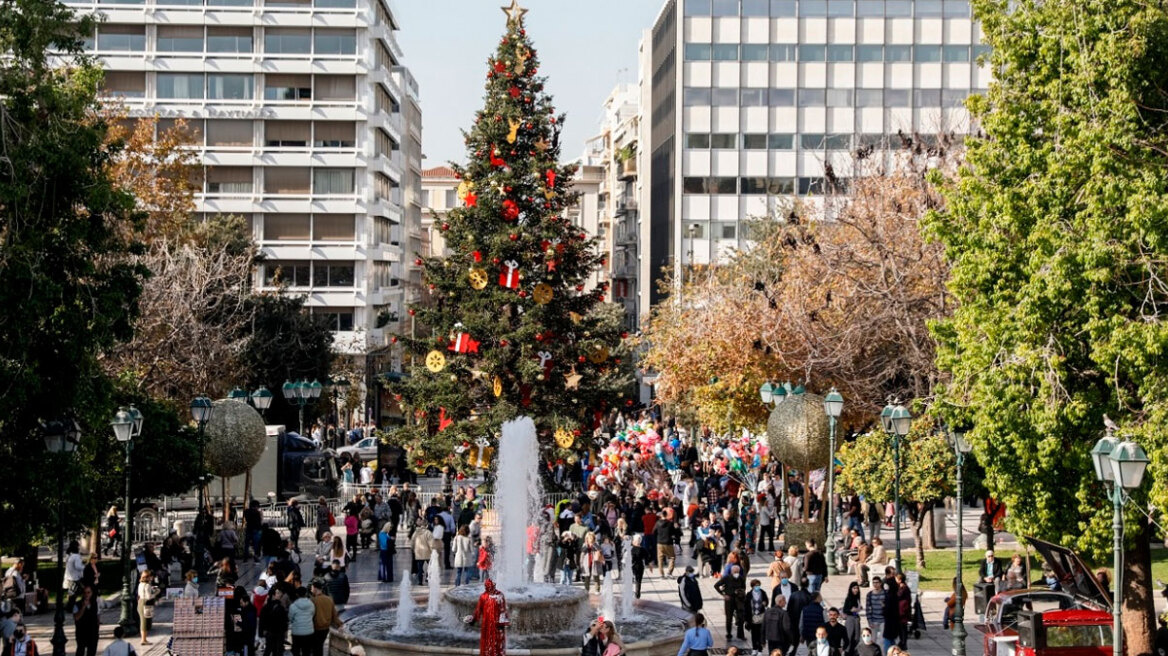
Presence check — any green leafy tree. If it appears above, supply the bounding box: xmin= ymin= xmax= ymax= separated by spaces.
xmin=0 ymin=1 xmax=147 ymax=554
xmin=926 ymin=0 xmax=1168 ymax=646
xmin=838 ymin=425 xmax=954 ymax=567
xmin=389 ymin=8 xmax=628 ymax=454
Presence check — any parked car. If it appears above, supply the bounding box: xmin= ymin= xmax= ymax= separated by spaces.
xmin=979 ymin=538 xmax=1113 ymax=656
xmin=336 ymin=436 xmax=379 ymax=462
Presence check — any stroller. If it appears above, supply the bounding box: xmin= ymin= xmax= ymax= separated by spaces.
xmin=908 ymin=589 xmax=927 ymax=638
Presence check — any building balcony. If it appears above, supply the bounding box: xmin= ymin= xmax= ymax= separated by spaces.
xmin=613 ymin=198 xmax=638 ymax=217
xmin=617 ymin=157 xmax=638 ymax=180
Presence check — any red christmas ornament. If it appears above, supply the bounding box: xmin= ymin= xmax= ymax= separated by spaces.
xmin=621 ymin=331 xmax=629 ymax=339
xmin=465 ymin=192 xmax=478 ymax=207
xmin=525 ymin=123 xmax=533 ymax=129
xmin=534 ymin=332 xmax=543 ymax=341
xmin=393 ymin=394 xmax=402 ymax=401
xmin=546 ymin=170 xmax=556 ymax=187
xmin=578 ymin=356 xmax=586 ymax=363
xmin=499 ymin=339 xmax=509 ymax=347
xmin=502 ymin=199 xmax=519 ymax=221
xmin=472 ymin=251 xmax=482 ymax=263
xmin=438 ymin=407 xmax=454 ymax=432
xmin=572 ymin=429 xmax=581 ymax=437
xmin=490 ymin=147 xmax=505 ymax=167
xmin=448 ymin=330 xmax=481 ymax=354
xmin=576 ymin=285 xmax=584 ymax=291
xmin=408 ymin=308 xmax=416 ymax=316
xmin=414 ymin=258 xmax=423 ymax=266
xmin=625 ymin=399 xmax=634 ymax=407
xmin=518 ymin=290 xmax=527 ymax=298
xmin=390 ymin=336 xmax=398 ymax=344
xmin=441 ymin=222 xmax=450 ymax=231
xmin=492 ymin=257 xmax=501 ymax=265
xmin=436 ymin=336 xmax=446 ymax=345
xmin=550 ymin=117 xmax=557 ymax=124
xmin=494 ymin=61 xmax=506 ymax=73
xmin=509 ymin=86 xmax=521 ymax=99
xmin=498 ymin=260 xmax=520 ymax=289
xmin=509 ymin=233 xmax=518 ymax=241
xmin=505 ymin=186 xmax=513 ymax=192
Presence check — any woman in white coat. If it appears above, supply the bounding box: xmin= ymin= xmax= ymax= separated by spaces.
xmin=453 ymin=525 xmax=475 ymax=586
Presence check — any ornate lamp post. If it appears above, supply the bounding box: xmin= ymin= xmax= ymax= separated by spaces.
xmin=329 ymin=378 xmax=350 ymax=446
xmin=761 ymin=382 xmax=789 ymax=527
xmin=283 ymin=379 xmax=322 ymax=435
xmin=884 ymin=401 xmax=912 ymax=572
xmin=948 ymin=426 xmax=973 ymax=656
xmin=251 ymin=386 xmax=274 ymax=417
xmin=110 ymin=406 xmax=142 ymax=630
xmin=1091 ymin=426 xmax=1149 ymax=656
xmin=823 ymin=388 xmax=843 ymax=573
xmin=43 ymin=419 xmax=80 ymax=656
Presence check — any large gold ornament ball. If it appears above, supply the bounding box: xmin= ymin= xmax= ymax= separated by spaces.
xmin=766 ymin=390 xmax=831 ymax=472
xmin=204 ymin=399 xmax=267 ymax=478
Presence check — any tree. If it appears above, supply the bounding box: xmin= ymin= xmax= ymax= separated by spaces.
xmin=239 ymin=293 xmax=335 ymax=433
xmin=0 ymin=1 xmax=147 ymax=553
xmin=387 ymin=8 xmax=628 ymax=454
xmin=926 ymin=1 xmax=1168 ymax=648
xmin=837 ymin=425 xmax=955 ymax=567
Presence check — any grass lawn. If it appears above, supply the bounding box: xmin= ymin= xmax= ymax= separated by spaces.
xmin=893 ymin=545 xmax=1168 ymax=592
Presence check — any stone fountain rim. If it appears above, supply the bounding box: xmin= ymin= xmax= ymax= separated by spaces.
xmin=336 ymin=597 xmax=690 ymax=654
xmin=443 ymin=582 xmax=589 ymax=608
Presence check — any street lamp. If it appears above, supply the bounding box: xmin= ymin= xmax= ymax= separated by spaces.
xmin=948 ymin=426 xmax=973 ymax=656
xmin=42 ymin=419 xmax=79 ymax=656
xmin=329 ymin=377 xmax=351 ymax=446
xmin=250 ymin=387 xmax=273 ymax=417
xmin=190 ymin=397 xmax=214 ymax=512
xmin=884 ymin=401 xmax=911 ymax=572
xmin=823 ymin=387 xmax=844 ymax=573
xmin=1091 ymin=425 xmax=1149 ymax=656
xmin=110 ymin=407 xmax=141 ymax=631
xmin=760 ymin=382 xmax=775 ymax=405
xmin=283 ymin=379 xmax=323 ymax=435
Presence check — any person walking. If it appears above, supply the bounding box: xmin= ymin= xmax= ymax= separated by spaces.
xmin=746 ymin=579 xmax=769 ymax=655
xmin=803 ymin=540 xmax=827 ymax=595
xmin=800 ymin=593 xmax=826 ymax=651
xmin=70 ymin=585 xmax=100 ymax=656
xmin=136 ymin=570 xmax=160 ymax=646
xmin=286 ymin=500 xmax=305 ymax=552
xmin=260 ymin=586 xmax=289 ymax=656
xmin=865 ymin=577 xmax=886 ymax=643
xmin=377 ymin=522 xmax=396 ymax=584
xmin=894 ymin=574 xmax=911 ymax=650
xmin=453 ymin=526 xmax=475 ymax=586
xmin=675 ymin=613 xmax=715 ymax=656
xmin=63 ymin=542 xmax=85 ymax=597
xmin=842 ymin=582 xmax=863 ymax=656
xmin=411 ymin=521 xmax=433 ymax=585
xmin=655 ymin=511 xmax=677 ymax=578
xmin=288 ymin=587 xmax=316 ymax=656
xmin=881 ymin=577 xmax=900 ymax=654
xmin=677 ymin=566 xmax=703 ymax=613
xmin=763 ymin=595 xmax=795 ymax=656
xmin=856 ymin=627 xmax=880 ymax=656
xmin=714 ymin=564 xmax=747 ymax=643
xmin=310 ymin=580 xmax=342 ymax=656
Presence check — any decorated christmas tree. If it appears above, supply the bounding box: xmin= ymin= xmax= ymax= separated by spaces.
xmin=388 ymin=1 xmax=632 ymax=457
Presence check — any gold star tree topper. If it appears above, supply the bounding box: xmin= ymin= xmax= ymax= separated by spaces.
xmin=502 ymin=0 xmax=527 ymax=24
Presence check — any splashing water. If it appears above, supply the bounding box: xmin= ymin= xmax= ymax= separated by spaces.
xmin=620 ymin=540 xmax=635 ymax=619
xmin=427 ymin=550 xmax=442 ymax=615
xmin=600 ymin=570 xmax=616 ymax=622
xmin=496 ymin=417 xmax=541 ymax=592
xmin=395 ymin=572 xmax=415 ymax=634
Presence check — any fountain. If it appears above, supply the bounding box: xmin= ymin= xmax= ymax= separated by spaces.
xmin=336 ymin=417 xmax=690 ymax=656
xmin=620 ymin=541 xmax=635 ymax=618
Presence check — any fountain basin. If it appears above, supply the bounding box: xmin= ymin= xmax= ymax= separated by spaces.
xmin=444 ymin=583 xmax=588 ymax=636
xmin=333 ymin=594 xmax=690 ymax=656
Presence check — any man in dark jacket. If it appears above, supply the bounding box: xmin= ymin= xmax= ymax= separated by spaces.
xmin=323 ymin=561 xmax=350 ymax=605
xmin=804 ymin=539 xmax=828 ymax=594
xmin=786 ymin=580 xmax=812 ymax=640
xmin=881 ymin=580 xmax=900 ymax=654
xmin=824 ymin=607 xmax=848 ymax=652
xmin=260 ymin=586 xmax=289 ymax=656
xmin=764 ymin=594 xmax=796 ymax=656
xmin=677 ymin=566 xmax=703 ymax=613
xmin=714 ymin=564 xmax=747 ymax=641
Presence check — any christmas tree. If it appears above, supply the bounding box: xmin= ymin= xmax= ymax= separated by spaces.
xmin=388 ymin=1 xmax=632 ymax=458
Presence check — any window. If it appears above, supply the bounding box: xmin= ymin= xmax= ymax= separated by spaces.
xmin=315 ymin=308 xmax=355 ymax=331
xmin=97 ymin=25 xmax=145 ymax=52
xmin=314 ymin=121 xmax=355 ymax=148
xmin=710 ymin=133 xmax=736 ymax=149
xmin=743 ymin=134 xmax=767 ymax=149
xmin=682 ymin=178 xmax=737 ymax=194
xmin=767 ymin=177 xmax=795 ymax=193
xmin=828 ymin=0 xmax=853 ymax=16
xmin=825 ymin=134 xmax=851 ymax=150
xmin=313 ymin=262 xmax=355 ymax=287
xmin=885 ymin=0 xmax=912 ymax=16
xmin=684 ymin=43 xmax=712 ymax=61
xmin=771 ymin=44 xmax=796 ymax=61
xmin=945 ymin=0 xmax=970 ymax=16
xmin=856 ymin=89 xmax=883 ymax=107
xmin=914 ymin=89 xmax=942 ymax=106
xmin=769 ymin=88 xmax=795 ymax=106
xmin=857 ymin=45 xmax=883 ymax=62
xmin=885 ymin=89 xmax=911 ymax=105
xmin=916 ymin=0 xmax=944 ymax=16
xmin=801 ymin=134 xmax=826 ymax=149
xmin=741 ymin=44 xmax=769 ymax=61
xmin=798 ymin=177 xmax=826 ymax=194
xmin=684 ymin=0 xmax=711 ymax=16
xmin=943 ymin=45 xmax=970 ymax=62
xmin=422 ymin=190 xmax=432 ymax=207
xmin=373 ymin=173 xmax=396 ymax=202
xmin=444 ymin=189 xmax=457 ymax=208
xmin=711 ymin=88 xmax=738 ymax=106
xmin=685 ymin=133 xmax=710 ymax=149
xmin=885 ymin=45 xmax=912 ymax=62
xmin=264 ymin=168 xmax=311 ymax=194
xmin=205 ymin=166 xmax=253 ymax=194
xmin=942 ymin=89 xmax=969 ymax=107
xmin=859 ymin=133 xmax=885 ymax=148
xmin=914 ymin=45 xmax=942 ymax=62
xmin=208 ymin=75 xmax=253 ymax=100
xmin=265 ymin=74 xmax=311 ymax=101
xmin=373 ymin=216 xmax=395 ymax=245
xmin=857 ymin=0 xmax=883 ymax=16
xmin=741 ymin=88 xmax=767 ymax=106
xmin=799 ymin=0 xmax=827 ymax=16
xmin=207 ymin=0 xmax=251 ymax=6
xmin=712 ymin=0 xmax=738 ymax=16
xmin=827 ymin=45 xmax=854 ymax=62
xmin=101 ymin=72 xmax=145 ymax=98
xmin=770 ymin=0 xmax=796 ymax=16
xmin=740 ymin=177 xmax=769 ymax=194
xmin=798 ymin=89 xmax=826 ymax=106
xmin=799 ymin=45 xmax=826 ymax=61
xmin=315 ymin=76 xmax=356 ymax=101
xmin=768 ymin=134 xmax=794 ymax=149
xmin=712 ymin=44 xmax=739 ymax=61
xmin=313 ymin=168 xmax=355 ymax=194
xmin=314 ymin=29 xmax=355 ymax=55
xmin=265 ymin=29 xmax=311 ymax=54
xmin=826 ymin=89 xmax=853 ymax=106
xmin=684 ymin=223 xmax=705 ymax=239
xmin=316 ymin=0 xmax=356 ymax=7
xmin=742 ymin=0 xmax=769 ymax=16
xmin=973 ymin=44 xmax=992 ymax=61
xmin=263 ymin=215 xmax=309 ymax=241
xmin=157 ymin=73 xmax=204 ymax=99
xmin=719 ymin=223 xmax=737 ymax=240
xmin=374 ymin=129 xmax=398 ymax=157
xmin=264 ymin=261 xmax=310 ymax=286
xmin=265 ymin=121 xmax=309 ymax=147
xmin=206 ymin=120 xmax=253 ymax=147
xmin=376 ymin=42 xmax=397 ymax=71
xmin=157 ymin=26 xmax=203 ymax=53
xmin=207 ymin=27 xmax=252 ymax=53
xmin=99 ymin=0 xmax=144 ymax=4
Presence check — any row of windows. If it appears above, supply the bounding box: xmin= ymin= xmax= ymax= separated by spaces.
xmin=684 ymin=43 xmax=990 ymax=63
xmin=263 ymin=261 xmax=356 ymax=287
xmin=102 ymin=72 xmax=357 ymax=101
xmin=683 ymin=176 xmax=845 ymax=195
xmin=200 ymin=167 xmax=356 ymax=195
xmin=261 ymin=214 xmax=355 ymax=240
xmin=74 ymin=0 xmax=356 ymax=8
xmin=684 ymin=132 xmax=951 ymax=150
xmin=682 ymin=86 xmax=973 ymax=108
xmin=88 ymin=25 xmax=357 ymax=54
xmin=126 ymin=118 xmax=365 ymax=149
xmin=683 ymin=0 xmax=970 ymax=19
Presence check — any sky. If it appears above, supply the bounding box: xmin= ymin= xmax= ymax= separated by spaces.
xmin=394 ymin=0 xmax=664 ymax=168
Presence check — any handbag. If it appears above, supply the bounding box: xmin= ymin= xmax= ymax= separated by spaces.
xmin=497 ymin=610 xmax=510 ymax=628
xmin=328 ymin=512 xmax=336 ymax=527
xmin=752 ymin=612 xmax=765 ymax=624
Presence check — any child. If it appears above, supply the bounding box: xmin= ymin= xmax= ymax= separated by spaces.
xmin=600 ymin=535 xmax=616 ymax=575
xmin=477 ymin=536 xmax=494 ymax=582
xmin=252 ymin=578 xmax=269 ymax=615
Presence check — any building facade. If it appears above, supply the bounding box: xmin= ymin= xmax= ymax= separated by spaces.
xmin=72 ymin=0 xmax=423 ymax=407
xmin=420 ymin=165 xmax=458 ymax=258
xmin=641 ymin=0 xmax=987 ymax=308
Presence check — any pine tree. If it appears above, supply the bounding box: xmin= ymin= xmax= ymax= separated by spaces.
xmin=389 ymin=3 xmax=632 ymax=456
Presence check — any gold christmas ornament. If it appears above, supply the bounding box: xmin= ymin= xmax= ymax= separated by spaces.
xmin=564 ymin=366 xmax=582 ymax=390
xmin=554 ymin=427 xmax=574 ymax=449
xmin=425 ymin=350 xmax=446 ymax=373
xmin=501 ymin=0 xmax=527 ymax=24
xmin=507 ymin=119 xmax=520 ymax=144
xmin=468 ymin=268 xmax=489 ymax=290
xmin=457 ymin=179 xmax=474 ymax=201
xmin=533 ymin=283 xmax=554 ymax=305
xmin=569 ymin=311 xmax=583 ymax=324
xmin=492 ymin=376 xmax=503 ymax=397
xmin=534 ymin=137 xmax=549 ymax=152
xmin=587 ymin=344 xmax=609 ymax=364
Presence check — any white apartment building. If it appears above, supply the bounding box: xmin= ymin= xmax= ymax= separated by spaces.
xmin=70 ymin=0 xmax=423 ymax=394
xmin=640 ymin=0 xmax=988 ymax=309
xmin=420 ymin=165 xmax=458 ymax=258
